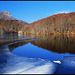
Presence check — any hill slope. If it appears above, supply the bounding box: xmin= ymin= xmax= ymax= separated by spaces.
xmin=0 ymin=11 xmax=28 ymax=35
xmin=24 ymin=12 xmax=75 ymax=35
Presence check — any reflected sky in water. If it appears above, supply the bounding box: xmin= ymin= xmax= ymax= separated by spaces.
xmin=11 ymin=34 xmax=75 ymax=61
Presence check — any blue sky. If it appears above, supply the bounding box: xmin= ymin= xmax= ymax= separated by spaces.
xmin=0 ymin=1 xmax=75 ymax=23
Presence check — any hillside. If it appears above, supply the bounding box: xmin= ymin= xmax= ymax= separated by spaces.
xmin=24 ymin=12 xmax=75 ymax=35
xmin=0 ymin=11 xmax=28 ymax=35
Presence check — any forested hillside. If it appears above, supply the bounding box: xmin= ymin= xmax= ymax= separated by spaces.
xmin=0 ymin=11 xmax=28 ymax=35
xmin=24 ymin=12 xmax=75 ymax=35
xmin=0 ymin=19 xmax=28 ymax=35
xmin=0 ymin=11 xmax=75 ymax=35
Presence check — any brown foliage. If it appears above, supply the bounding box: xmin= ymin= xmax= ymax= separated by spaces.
xmin=0 ymin=19 xmax=28 ymax=35
xmin=25 ymin=12 xmax=75 ymax=34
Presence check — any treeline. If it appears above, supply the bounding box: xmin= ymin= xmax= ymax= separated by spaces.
xmin=24 ymin=12 xmax=75 ymax=35
xmin=1 ymin=12 xmax=75 ymax=35
xmin=0 ymin=19 xmax=28 ymax=35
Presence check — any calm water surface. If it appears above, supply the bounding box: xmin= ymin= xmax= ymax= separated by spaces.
xmin=11 ymin=34 xmax=75 ymax=62
xmin=0 ymin=34 xmax=75 ymax=74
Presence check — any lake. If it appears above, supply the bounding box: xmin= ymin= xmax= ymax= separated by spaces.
xmin=11 ymin=34 xmax=75 ymax=61
xmin=0 ymin=34 xmax=75 ymax=74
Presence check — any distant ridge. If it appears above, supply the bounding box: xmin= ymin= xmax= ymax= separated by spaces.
xmin=0 ymin=11 xmax=17 ymax=20
xmin=0 ymin=11 xmax=28 ymax=24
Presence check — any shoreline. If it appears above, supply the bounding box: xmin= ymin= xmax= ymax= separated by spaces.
xmin=0 ymin=35 xmax=57 ymax=74
xmin=0 ymin=35 xmax=34 ymax=46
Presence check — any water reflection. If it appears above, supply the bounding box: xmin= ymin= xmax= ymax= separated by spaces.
xmin=9 ymin=34 xmax=75 ymax=54
xmin=9 ymin=41 xmax=29 ymax=52
xmin=0 ymin=40 xmax=56 ymax=74
xmin=29 ymin=34 xmax=75 ymax=54
xmin=0 ymin=34 xmax=75 ymax=74
xmin=10 ymin=34 xmax=75 ymax=62
xmin=0 ymin=34 xmax=32 ymax=46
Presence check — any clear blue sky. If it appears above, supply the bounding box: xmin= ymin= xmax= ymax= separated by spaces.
xmin=0 ymin=1 xmax=75 ymax=23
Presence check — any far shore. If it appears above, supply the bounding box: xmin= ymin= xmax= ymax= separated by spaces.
xmin=0 ymin=35 xmax=34 ymax=46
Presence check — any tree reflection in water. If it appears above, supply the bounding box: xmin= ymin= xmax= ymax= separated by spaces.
xmin=28 ymin=34 xmax=75 ymax=54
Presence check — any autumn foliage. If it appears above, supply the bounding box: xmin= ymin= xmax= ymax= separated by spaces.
xmin=24 ymin=12 xmax=75 ymax=34
xmin=0 ymin=12 xmax=75 ymax=35
xmin=0 ymin=19 xmax=28 ymax=35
